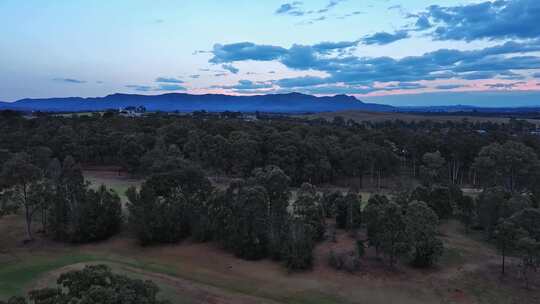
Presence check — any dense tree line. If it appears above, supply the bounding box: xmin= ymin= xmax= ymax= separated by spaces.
xmin=2 ymin=111 xmax=540 ymax=192
xmin=127 ymin=165 xmax=321 ymax=270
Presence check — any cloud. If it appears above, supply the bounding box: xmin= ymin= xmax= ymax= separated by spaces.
xmin=460 ymin=71 xmax=497 ymax=80
xmin=157 ymin=84 xmax=186 ymax=91
xmin=214 ymin=80 xmax=273 ymax=90
xmin=155 ymin=77 xmax=184 ymax=83
xmin=383 ymin=82 xmax=426 ymax=90
xmin=361 ymin=30 xmax=409 ymax=45
xmin=277 ymin=85 xmax=379 ymax=95
xmin=126 ymin=84 xmax=186 ymax=92
xmin=53 ymin=78 xmax=86 ymax=84
xmin=193 ymin=50 xmax=210 ymax=55
xmin=210 ymin=42 xmax=288 ymax=63
xmin=435 ymin=84 xmax=468 ymax=90
xmin=208 ymin=39 xmax=540 ymax=92
xmin=275 ymin=0 xmax=346 ymax=20
xmin=221 ymin=64 xmax=239 ymax=74
xmin=318 ymin=0 xmax=346 ymax=13
xmin=533 ymin=72 xmax=540 ymax=78
xmin=276 ymin=76 xmax=328 ymax=88
xmin=126 ymin=85 xmax=153 ymax=92
xmin=190 ymin=74 xmax=200 ymax=79
xmin=275 ymin=2 xmax=304 ymax=16
xmin=414 ymin=15 xmax=431 ymax=30
xmin=364 ymin=91 xmax=540 ymax=107
xmin=312 ymin=40 xmax=359 ymax=53
xmin=416 ymin=0 xmax=540 ymax=41
xmin=498 ymin=71 xmax=525 ymax=80
xmin=337 ymin=11 xmax=364 ymax=20
xmin=485 ymin=82 xmax=526 ymax=89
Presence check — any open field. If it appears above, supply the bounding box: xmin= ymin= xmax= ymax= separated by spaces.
xmin=1 ymin=170 xmax=539 ymax=304
xmin=83 ymin=167 xmax=141 ymax=205
xmin=300 ymin=111 xmax=540 ymax=124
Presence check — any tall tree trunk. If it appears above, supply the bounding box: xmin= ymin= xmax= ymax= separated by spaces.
xmin=23 ymin=184 xmax=33 ymax=241
xmin=25 ymin=205 xmax=33 ymax=241
xmin=501 ymin=251 xmax=506 ymax=275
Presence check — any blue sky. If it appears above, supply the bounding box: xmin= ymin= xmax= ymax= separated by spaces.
xmin=1 ymin=0 xmax=540 ymax=106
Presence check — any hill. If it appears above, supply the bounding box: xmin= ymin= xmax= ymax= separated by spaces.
xmin=0 ymin=93 xmax=394 ymax=113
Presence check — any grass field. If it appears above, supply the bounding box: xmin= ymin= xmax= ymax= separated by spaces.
xmin=1 ymin=170 xmax=539 ymax=304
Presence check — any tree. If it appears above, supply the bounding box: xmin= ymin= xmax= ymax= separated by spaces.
xmin=226 ymin=185 xmax=269 ymax=260
xmin=72 ymin=185 xmax=122 ymax=243
xmin=0 ymin=152 xmax=42 ymax=241
xmin=476 ymin=187 xmax=511 ymax=238
xmin=46 ymin=156 xmax=121 ymax=243
xmin=0 ymin=265 xmax=170 ymax=304
xmin=127 ymin=180 xmax=189 ymax=245
xmin=294 ymin=183 xmax=325 ymax=241
xmin=321 ymin=190 xmax=342 ymax=218
xmin=405 ymin=201 xmax=443 ymax=267
xmin=410 ymin=186 xmax=455 ymax=220
xmin=378 ymin=202 xmax=409 ymax=267
xmin=281 ymin=217 xmax=315 ymax=271
xmin=474 ymin=141 xmax=539 ymax=192
xmin=250 ymin=166 xmax=291 ymax=259
xmin=455 ymin=195 xmax=475 ymax=233
xmin=494 ymin=220 xmax=525 ymax=275
xmin=364 ymin=195 xmax=390 ymax=255
xmin=380 ymin=202 xmax=409 ymax=267
xmin=510 ymin=208 xmax=540 ymax=241
xmin=517 ymin=236 xmax=540 ymax=289
xmin=420 ymin=151 xmax=446 ymax=185
xmin=335 ymin=192 xmax=362 ymax=231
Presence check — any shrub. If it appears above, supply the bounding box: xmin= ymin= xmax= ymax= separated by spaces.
xmin=327 ymin=250 xmax=361 ymax=273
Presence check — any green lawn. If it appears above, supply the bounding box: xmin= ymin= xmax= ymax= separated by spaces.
xmin=0 ymin=254 xmax=100 ymax=298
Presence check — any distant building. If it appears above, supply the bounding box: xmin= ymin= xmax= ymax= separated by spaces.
xmin=530 ymin=129 xmax=540 ymax=136
xmin=119 ymin=106 xmax=146 ymax=117
xmin=476 ymin=129 xmax=487 ymax=135
xmin=241 ymin=114 xmax=258 ymax=122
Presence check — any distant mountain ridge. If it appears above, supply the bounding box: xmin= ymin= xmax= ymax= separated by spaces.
xmin=0 ymin=92 xmax=394 ymax=113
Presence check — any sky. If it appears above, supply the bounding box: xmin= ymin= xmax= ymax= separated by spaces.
xmin=1 ymin=0 xmax=540 ymax=106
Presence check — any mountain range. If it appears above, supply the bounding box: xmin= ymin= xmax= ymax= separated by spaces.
xmin=2 ymin=93 xmax=540 ymax=114
xmin=0 ymin=93 xmax=394 ymax=113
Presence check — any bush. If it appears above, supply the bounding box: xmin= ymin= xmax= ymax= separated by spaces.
xmin=327 ymin=250 xmax=361 ymax=273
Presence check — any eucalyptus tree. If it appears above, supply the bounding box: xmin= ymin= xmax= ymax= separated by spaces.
xmin=405 ymin=201 xmax=444 ymax=267
xmin=0 ymin=152 xmax=42 ymax=241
